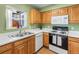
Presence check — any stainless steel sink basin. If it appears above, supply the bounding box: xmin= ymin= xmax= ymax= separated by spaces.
xmin=8 ymin=32 xmax=33 ymax=38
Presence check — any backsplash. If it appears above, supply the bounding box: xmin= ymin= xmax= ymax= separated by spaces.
xmin=42 ymin=24 xmax=52 ymax=29
xmin=28 ymin=24 xmax=39 ymax=29
xmin=42 ymin=24 xmax=79 ymax=31
xmin=68 ymin=24 xmax=79 ymax=31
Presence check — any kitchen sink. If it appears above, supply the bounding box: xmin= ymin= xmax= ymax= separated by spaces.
xmin=8 ymin=32 xmax=33 ymax=38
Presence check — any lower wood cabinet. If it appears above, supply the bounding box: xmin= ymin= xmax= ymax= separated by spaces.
xmin=68 ymin=37 xmax=79 ymax=54
xmin=0 ymin=35 xmax=35 ymax=54
xmin=0 ymin=43 xmax=13 ymax=54
xmin=14 ymin=36 xmax=35 ymax=54
xmin=28 ymin=36 xmax=35 ymax=54
xmin=14 ymin=44 xmax=26 ymax=54
xmin=24 ymin=40 xmax=28 ymax=54
xmin=43 ymin=32 xmax=49 ymax=48
xmin=1 ymin=50 xmax=13 ymax=54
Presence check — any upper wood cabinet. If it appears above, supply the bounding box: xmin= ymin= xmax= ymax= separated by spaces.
xmin=42 ymin=10 xmax=52 ymax=24
xmin=68 ymin=5 xmax=79 ymax=24
xmin=52 ymin=9 xmax=59 ymax=16
xmin=29 ymin=8 xmax=41 ymax=24
xmin=68 ymin=37 xmax=79 ymax=54
xmin=52 ymin=7 xmax=68 ymax=16
xmin=37 ymin=10 xmax=41 ymax=23
xmin=58 ymin=7 xmax=68 ymax=16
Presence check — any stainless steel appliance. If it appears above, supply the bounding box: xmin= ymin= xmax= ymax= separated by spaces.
xmin=49 ymin=26 xmax=68 ymax=54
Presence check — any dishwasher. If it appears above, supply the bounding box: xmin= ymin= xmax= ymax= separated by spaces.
xmin=35 ymin=33 xmax=43 ymax=51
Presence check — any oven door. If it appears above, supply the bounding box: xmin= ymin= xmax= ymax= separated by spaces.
xmin=49 ymin=33 xmax=57 ymax=46
xmin=49 ymin=33 xmax=68 ymax=50
xmin=57 ymin=35 xmax=68 ymax=50
xmin=61 ymin=35 xmax=68 ymax=50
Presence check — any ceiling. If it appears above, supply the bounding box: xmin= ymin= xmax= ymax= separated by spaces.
xmin=31 ymin=4 xmax=54 ymax=9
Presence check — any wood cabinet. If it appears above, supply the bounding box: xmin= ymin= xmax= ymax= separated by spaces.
xmin=43 ymin=32 xmax=49 ymax=48
xmin=28 ymin=36 xmax=35 ymax=54
xmin=0 ymin=43 xmax=13 ymax=54
xmin=14 ymin=38 xmax=28 ymax=54
xmin=29 ymin=8 xmax=41 ymax=24
xmin=59 ymin=7 xmax=68 ymax=16
xmin=68 ymin=5 xmax=79 ymax=24
xmin=68 ymin=37 xmax=79 ymax=54
xmin=14 ymin=44 xmax=26 ymax=54
xmin=1 ymin=50 xmax=13 ymax=54
xmin=52 ymin=7 xmax=68 ymax=16
xmin=14 ymin=35 xmax=35 ymax=54
xmin=52 ymin=9 xmax=59 ymax=16
xmin=37 ymin=10 xmax=41 ymax=23
xmin=24 ymin=39 xmax=28 ymax=54
xmin=42 ymin=10 xmax=52 ymax=24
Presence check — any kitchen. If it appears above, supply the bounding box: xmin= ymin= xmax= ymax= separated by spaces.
xmin=0 ymin=4 xmax=79 ymax=54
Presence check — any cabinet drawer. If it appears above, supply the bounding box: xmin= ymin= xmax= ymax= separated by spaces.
xmin=68 ymin=37 xmax=79 ymax=43
xmin=43 ymin=32 xmax=49 ymax=36
xmin=14 ymin=39 xmax=26 ymax=46
xmin=14 ymin=36 xmax=35 ymax=46
xmin=1 ymin=50 xmax=12 ymax=54
xmin=28 ymin=36 xmax=35 ymax=39
xmin=0 ymin=43 xmax=12 ymax=53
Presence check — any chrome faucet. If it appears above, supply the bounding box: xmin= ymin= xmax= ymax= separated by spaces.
xmin=18 ymin=25 xmax=23 ymax=36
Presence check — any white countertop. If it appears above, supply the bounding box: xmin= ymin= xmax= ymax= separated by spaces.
xmin=0 ymin=33 xmax=34 ymax=46
xmin=68 ymin=31 xmax=79 ymax=38
xmin=0 ymin=29 xmax=79 ymax=46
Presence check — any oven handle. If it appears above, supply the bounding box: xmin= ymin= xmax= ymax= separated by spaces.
xmin=49 ymin=34 xmax=57 ymax=36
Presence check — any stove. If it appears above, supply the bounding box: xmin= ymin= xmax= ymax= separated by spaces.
xmin=49 ymin=26 xmax=68 ymax=54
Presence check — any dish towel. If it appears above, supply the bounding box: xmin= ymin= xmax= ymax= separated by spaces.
xmin=57 ymin=36 xmax=62 ymax=46
xmin=52 ymin=35 xmax=56 ymax=44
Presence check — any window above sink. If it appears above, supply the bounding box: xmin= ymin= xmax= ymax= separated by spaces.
xmin=6 ymin=6 xmax=28 ymax=30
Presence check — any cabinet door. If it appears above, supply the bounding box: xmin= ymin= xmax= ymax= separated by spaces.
xmin=59 ymin=7 xmax=68 ymax=16
xmin=52 ymin=7 xmax=68 ymax=16
xmin=36 ymin=10 xmax=41 ymax=23
xmin=68 ymin=41 xmax=79 ymax=54
xmin=47 ymin=11 xmax=52 ymax=23
xmin=42 ymin=12 xmax=46 ymax=23
xmin=29 ymin=8 xmax=36 ymax=24
xmin=28 ymin=37 xmax=35 ymax=54
xmin=30 ymin=8 xmax=36 ymax=24
xmin=52 ymin=9 xmax=59 ymax=16
xmin=2 ymin=50 xmax=13 ymax=54
xmin=68 ymin=5 xmax=79 ymax=23
xmin=42 ymin=11 xmax=52 ymax=24
xmin=0 ymin=43 xmax=13 ymax=54
xmin=43 ymin=32 xmax=49 ymax=48
xmin=14 ymin=44 xmax=25 ymax=54
xmin=24 ymin=40 xmax=28 ymax=54
xmin=29 ymin=8 xmax=41 ymax=24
